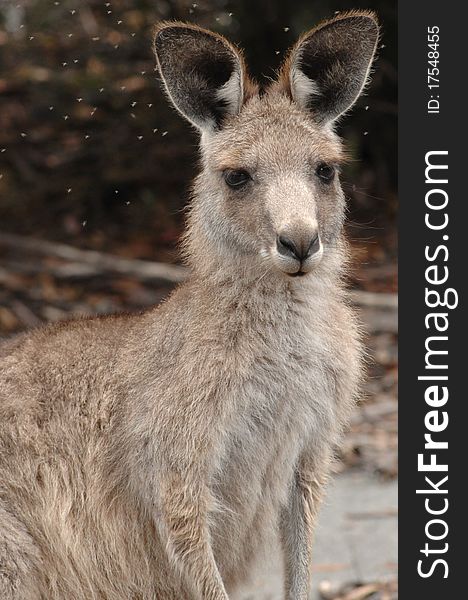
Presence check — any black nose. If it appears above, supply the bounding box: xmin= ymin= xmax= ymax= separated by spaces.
xmin=276 ymin=233 xmax=320 ymax=261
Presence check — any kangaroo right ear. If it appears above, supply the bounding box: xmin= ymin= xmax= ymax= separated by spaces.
xmin=154 ymin=22 xmax=248 ymax=133
xmin=279 ymin=12 xmax=380 ymax=124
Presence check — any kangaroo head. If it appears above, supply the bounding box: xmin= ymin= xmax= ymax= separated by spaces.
xmin=154 ymin=12 xmax=379 ymax=277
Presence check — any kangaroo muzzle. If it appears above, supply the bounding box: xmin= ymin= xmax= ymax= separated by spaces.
xmin=272 ymin=223 xmax=323 ymax=276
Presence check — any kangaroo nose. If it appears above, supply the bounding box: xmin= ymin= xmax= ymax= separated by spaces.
xmin=276 ymin=231 xmax=320 ymax=261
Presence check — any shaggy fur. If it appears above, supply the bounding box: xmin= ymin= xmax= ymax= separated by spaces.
xmin=0 ymin=12 xmax=379 ymax=600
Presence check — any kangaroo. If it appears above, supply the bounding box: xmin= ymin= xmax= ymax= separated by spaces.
xmin=0 ymin=11 xmax=379 ymax=600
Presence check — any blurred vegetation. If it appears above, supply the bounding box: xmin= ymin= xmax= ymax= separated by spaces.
xmin=0 ymin=0 xmax=396 ymax=260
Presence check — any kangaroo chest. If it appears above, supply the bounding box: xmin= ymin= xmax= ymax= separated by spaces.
xmin=218 ymin=327 xmax=338 ymax=487
xmin=209 ymin=311 xmax=341 ymax=575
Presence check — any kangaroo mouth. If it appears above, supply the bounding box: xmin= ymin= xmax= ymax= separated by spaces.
xmin=288 ymin=270 xmax=307 ymax=277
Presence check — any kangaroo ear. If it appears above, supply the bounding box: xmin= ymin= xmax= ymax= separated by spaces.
xmin=280 ymin=12 xmax=379 ymax=124
xmin=154 ymin=22 xmax=248 ymax=133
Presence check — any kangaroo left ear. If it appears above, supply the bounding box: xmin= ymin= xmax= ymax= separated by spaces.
xmin=279 ymin=12 xmax=380 ymax=124
xmin=154 ymin=22 xmax=251 ymax=133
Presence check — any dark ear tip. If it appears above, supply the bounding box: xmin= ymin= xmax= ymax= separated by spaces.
xmin=153 ymin=21 xmax=173 ymax=52
xmin=153 ymin=21 xmax=202 ymax=48
xmin=336 ymin=9 xmax=379 ymax=23
xmin=335 ymin=10 xmax=380 ymax=36
xmin=153 ymin=20 xmax=238 ymax=45
xmin=153 ymin=20 xmax=173 ymax=36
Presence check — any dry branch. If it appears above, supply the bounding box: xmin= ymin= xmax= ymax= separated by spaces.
xmin=349 ymin=290 xmax=397 ymax=310
xmin=0 ymin=232 xmax=187 ymax=283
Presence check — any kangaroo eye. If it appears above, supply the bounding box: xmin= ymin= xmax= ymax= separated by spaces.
xmin=316 ymin=163 xmax=335 ymax=184
xmin=224 ymin=169 xmax=251 ymax=189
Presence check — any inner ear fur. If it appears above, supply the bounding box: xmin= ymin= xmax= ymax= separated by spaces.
xmin=153 ymin=22 xmax=257 ymax=131
xmin=278 ymin=11 xmax=380 ymax=124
